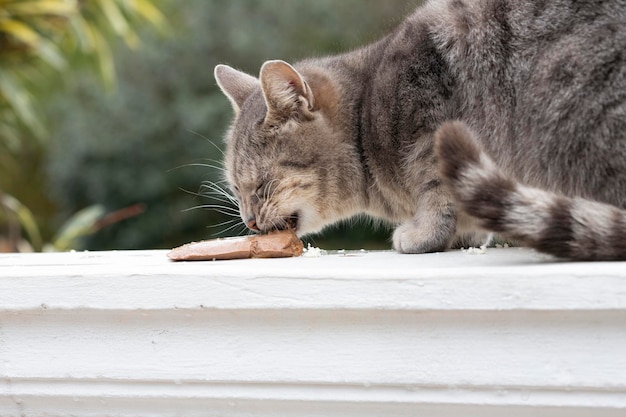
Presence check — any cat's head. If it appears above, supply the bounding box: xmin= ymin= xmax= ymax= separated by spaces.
xmin=214 ymin=60 xmax=361 ymax=236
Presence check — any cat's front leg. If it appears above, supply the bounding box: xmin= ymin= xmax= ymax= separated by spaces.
xmin=392 ymin=192 xmax=457 ymax=254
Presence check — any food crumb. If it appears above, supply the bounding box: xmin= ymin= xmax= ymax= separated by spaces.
xmin=301 ymin=243 xmax=327 ymax=258
xmin=462 ymin=245 xmax=487 ymax=255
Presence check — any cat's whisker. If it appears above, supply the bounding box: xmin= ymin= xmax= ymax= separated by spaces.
xmin=186 ymin=129 xmax=226 ymax=158
xmin=200 ymin=182 xmax=239 ymax=206
xmin=269 ymin=218 xmax=283 ymax=232
xmin=169 ymin=161 xmax=224 ymax=171
xmin=199 ymin=189 xmax=237 ymax=205
xmin=202 ymin=195 xmax=235 ymax=206
xmin=184 ymin=204 xmax=240 ymax=217
xmin=201 ymin=180 xmax=234 ymax=196
xmin=199 ymin=185 xmax=233 ymax=198
xmin=180 ymin=188 xmax=234 ymax=207
xmin=209 ymin=218 xmax=240 ymax=228
xmin=178 ymin=187 xmax=205 ymax=198
xmin=166 ymin=157 xmax=228 ymax=177
xmin=189 ymin=178 xmax=247 ymax=236
xmin=211 ymin=220 xmax=248 ymax=237
xmin=191 ymin=191 xmax=237 ymax=209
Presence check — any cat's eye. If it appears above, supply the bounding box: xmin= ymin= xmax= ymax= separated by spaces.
xmin=255 ymin=182 xmax=266 ymax=197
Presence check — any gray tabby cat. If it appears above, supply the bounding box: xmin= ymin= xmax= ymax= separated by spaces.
xmin=214 ymin=0 xmax=626 ymax=261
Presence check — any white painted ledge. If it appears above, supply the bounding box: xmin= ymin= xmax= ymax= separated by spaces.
xmin=1 ymin=248 xmax=625 ymax=416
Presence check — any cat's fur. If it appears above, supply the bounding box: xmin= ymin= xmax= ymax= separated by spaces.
xmin=214 ymin=0 xmax=626 ymax=261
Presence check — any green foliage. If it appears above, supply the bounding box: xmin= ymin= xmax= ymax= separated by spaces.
xmin=0 ymin=0 xmax=165 ymax=251
xmin=0 ymin=0 xmax=166 ymax=145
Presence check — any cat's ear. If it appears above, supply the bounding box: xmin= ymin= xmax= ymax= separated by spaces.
xmin=214 ymin=64 xmax=260 ymax=113
xmin=260 ymin=60 xmax=315 ymax=121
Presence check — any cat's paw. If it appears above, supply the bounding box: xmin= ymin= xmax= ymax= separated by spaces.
xmin=392 ymin=221 xmax=453 ymax=254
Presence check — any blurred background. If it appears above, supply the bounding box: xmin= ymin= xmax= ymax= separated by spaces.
xmin=0 ymin=0 xmax=421 ymax=252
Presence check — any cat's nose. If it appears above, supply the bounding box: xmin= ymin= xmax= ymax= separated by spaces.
xmin=245 ymin=217 xmax=260 ymax=231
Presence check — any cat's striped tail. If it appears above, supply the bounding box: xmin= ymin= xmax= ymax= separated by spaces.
xmin=435 ymin=121 xmax=626 ymax=261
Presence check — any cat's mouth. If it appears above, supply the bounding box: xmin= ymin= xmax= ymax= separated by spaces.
xmin=257 ymin=211 xmax=300 ymax=234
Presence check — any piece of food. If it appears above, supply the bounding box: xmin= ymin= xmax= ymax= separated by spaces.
xmin=167 ymin=229 xmax=304 ymax=261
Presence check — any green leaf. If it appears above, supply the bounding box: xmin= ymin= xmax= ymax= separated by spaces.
xmin=98 ymin=0 xmax=130 ymax=37
xmin=0 ymin=192 xmax=43 ymax=251
xmin=2 ymin=1 xmax=77 ymax=16
xmin=126 ymin=0 xmax=165 ymax=29
xmin=52 ymin=205 xmax=106 ymax=251
xmin=68 ymin=16 xmax=97 ymax=52
xmin=0 ymin=18 xmax=40 ymax=45
xmin=0 ymin=70 xmax=45 ymax=136
xmin=90 ymin=25 xmax=116 ymax=89
xmin=36 ymin=38 xmax=66 ymax=69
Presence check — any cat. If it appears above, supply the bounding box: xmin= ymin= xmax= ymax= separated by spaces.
xmin=214 ymin=0 xmax=626 ymax=261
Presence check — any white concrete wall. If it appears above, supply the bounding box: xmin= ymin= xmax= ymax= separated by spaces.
xmin=1 ymin=248 xmax=625 ymax=416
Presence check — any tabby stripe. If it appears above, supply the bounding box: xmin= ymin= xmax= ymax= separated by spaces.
xmin=534 ymin=197 xmax=575 ymax=259
xmin=462 ymin=172 xmax=515 ymax=234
